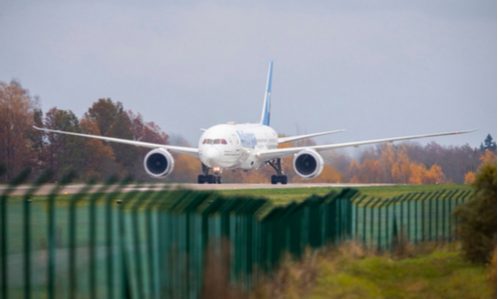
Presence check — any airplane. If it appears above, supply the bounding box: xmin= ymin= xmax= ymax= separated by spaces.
xmin=34 ymin=62 xmax=474 ymax=184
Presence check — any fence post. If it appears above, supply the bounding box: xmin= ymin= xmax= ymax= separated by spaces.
xmin=4 ymin=169 xmax=31 ymax=299
xmin=68 ymin=181 xmax=97 ymax=299
xmin=47 ymin=172 xmax=75 ymax=299
xmin=118 ymin=184 xmax=143 ymax=299
xmin=16 ymin=169 xmax=45 ymax=299
xmin=103 ymin=177 xmax=132 ymax=299
xmin=132 ymin=187 xmax=157 ymax=299
xmin=89 ymin=177 xmax=118 ymax=299
xmin=362 ymin=197 xmax=375 ymax=247
xmin=412 ymin=194 xmax=420 ymax=241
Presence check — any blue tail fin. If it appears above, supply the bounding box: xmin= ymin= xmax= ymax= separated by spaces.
xmin=260 ymin=61 xmax=273 ymax=126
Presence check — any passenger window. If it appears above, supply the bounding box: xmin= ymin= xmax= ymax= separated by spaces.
xmin=221 ymin=139 xmax=227 ymax=144
xmin=214 ymin=139 xmax=221 ymax=144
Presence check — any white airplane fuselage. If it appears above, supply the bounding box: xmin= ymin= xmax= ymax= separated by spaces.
xmin=198 ymin=123 xmax=278 ymax=170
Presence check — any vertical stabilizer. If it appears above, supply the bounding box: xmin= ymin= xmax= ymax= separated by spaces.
xmin=260 ymin=61 xmax=273 ymax=126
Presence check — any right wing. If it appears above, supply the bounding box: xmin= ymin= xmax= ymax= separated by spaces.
xmin=258 ymin=129 xmax=476 ymax=161
xmin=33 ymin=126 xmax=199 ymax=157
xmin=278 ymin=129 xmax=345 ymax=144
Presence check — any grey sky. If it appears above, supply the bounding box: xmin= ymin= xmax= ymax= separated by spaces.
xmin=0 ymin=1 xmax=496 ymax=148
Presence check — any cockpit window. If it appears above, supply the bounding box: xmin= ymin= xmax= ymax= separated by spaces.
xmin=203 ymin=138 xmax=227 ymax=145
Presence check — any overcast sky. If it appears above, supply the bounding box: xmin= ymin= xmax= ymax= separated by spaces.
xmin=0 ymin=0 xmax=496 ymax=148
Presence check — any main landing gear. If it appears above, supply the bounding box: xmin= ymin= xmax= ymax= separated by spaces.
xmin=268 ymin=158 xmax=288 ymax=185
xmin=197 ymin=163 xmax=222 ymax=184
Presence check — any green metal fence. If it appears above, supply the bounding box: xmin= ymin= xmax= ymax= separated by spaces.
xmin=0 ymin=173 xmax=473 ymax=298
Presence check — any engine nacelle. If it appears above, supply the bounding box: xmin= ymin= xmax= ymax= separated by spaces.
xmin=144 ymin=148 xmax=175 ymax=178
xmin=293 ymin=149 xmax=324 ymax=179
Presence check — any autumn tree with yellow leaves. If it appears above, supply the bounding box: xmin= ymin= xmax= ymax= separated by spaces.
xmin=347 ymin=144 xmax=446 ymax=184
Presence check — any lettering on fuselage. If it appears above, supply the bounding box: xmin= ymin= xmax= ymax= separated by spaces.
xmin=236 ymin=131 xmax=257 ymax=149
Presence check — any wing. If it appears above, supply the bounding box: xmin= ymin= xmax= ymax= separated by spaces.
xmin=258 ymin=129 xmax=476 ymax=161
xmin=278 ymin=129 xmax=346 ymax=144
xmin=33 ymin=126 xmax=199 ymax=157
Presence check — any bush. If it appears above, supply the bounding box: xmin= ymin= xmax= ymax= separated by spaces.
xmin=489 ymin=249 xmax=497 ymax=297
xmin=455 ymin=162 xmax=497 ymax=263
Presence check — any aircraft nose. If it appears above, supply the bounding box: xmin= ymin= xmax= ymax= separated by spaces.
xmin=201 ymin=147 xmax=220 ymax=166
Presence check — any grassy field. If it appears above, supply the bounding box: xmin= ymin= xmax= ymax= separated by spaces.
xmin=253 ymin=244 xmax=494 ymax=299
xmin=217 ymin=184 xmax=472 ymax=204
xmin=5 ymin=183 xmax=472 ymax=205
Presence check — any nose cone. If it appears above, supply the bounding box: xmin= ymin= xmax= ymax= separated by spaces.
xmin=200 ymin=147 xmax=220 ymax=167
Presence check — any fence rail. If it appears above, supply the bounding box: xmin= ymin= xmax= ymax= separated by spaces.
xmin=0 ymin=173 xmax=473 ymax=299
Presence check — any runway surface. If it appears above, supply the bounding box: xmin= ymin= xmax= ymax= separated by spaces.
xmin=0 ymin=183 xmax=392 ymax=196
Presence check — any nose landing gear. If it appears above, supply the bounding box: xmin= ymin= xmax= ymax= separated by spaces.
xmin=268 ymin=158 xmax=288 ymax=184
xmin=197 ymin=163 xmax=222 ymax=184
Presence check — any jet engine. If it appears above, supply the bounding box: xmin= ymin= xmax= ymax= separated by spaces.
xmin=293 ymin=149 xmax=324 ymax=179
xmin=144 ymin=148 xmax=175 ymax=178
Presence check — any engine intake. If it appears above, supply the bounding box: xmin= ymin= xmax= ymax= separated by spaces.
xmin=144 ymin=148 xmax=175 ymax=178
xmin=293 ymin=149 xmax=324 ymax=179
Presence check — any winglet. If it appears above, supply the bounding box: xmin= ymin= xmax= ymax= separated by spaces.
xmin=260 ymin=61 xmax=273 ymax=126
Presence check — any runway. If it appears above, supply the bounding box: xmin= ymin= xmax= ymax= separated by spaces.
xmin=0 ymin=183 xmax=392 ymax=196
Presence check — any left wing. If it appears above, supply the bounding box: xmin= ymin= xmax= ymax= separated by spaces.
xmin=278 ymin=129 xmax=345 ymax=144
xmin=258 ymin=129 xmax=476 ymax=161
xmin=33 ymin=126 xmax=199 ymax=157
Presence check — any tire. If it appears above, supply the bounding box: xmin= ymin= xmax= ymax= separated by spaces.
xmin=271 ymin=175 xmax=277 ymax=184
xmin=280 ymin=175 xmax=288 ymax=185
xmin=208 ymin=175 xmax=217 ymax=184
xmin=216 ymin=176 xmax=222 ymax=184
xmin=197 ymin=175 xmax=205 ymax=184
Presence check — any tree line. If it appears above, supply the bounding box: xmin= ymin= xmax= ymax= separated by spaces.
xmin=0 ymin=80 xmax=495 ymax=184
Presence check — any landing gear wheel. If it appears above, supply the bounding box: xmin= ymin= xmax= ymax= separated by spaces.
xmin=197 ymin=163 xmax=223 ymax=184
xmin=270 ymin=175 xmax=288 ymax=185
xmin=268 ymin=158 xmax=287 ymax=185
xmin=197 ymin=174 xmax=222 ymax=184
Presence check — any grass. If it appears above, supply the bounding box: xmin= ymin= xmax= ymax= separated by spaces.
xmin=4 ymin=183 xmax=472 ymax=205
xmin=253 ymin=243 xmax=494 ymax=299
xmin=217 ymin=184 xmax=472 ymax=204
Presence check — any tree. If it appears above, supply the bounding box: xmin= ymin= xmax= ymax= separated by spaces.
xmin=480 ymin=150 xmax=497 ymax=166
xmin=464 ymin=171 xmax=476 ymax=185
xmin=0 ymin=81 xmax=36 ymax=181
xmin=311 ymin=164 xmax=342 ymax=183
xmin=480 ymin=134 xmax=497 ymax=153
xmin=79 ymin=117 xmax=117 ymax=179
xmin=455 ymin=160 xmax=497 ymax=263
xmin=425 ymin=164 xmax=445 ymax=184
xmin=84 ymin=99 xmax=139 ymax=178
xmin=43 ymin=108 xmax=86 ymax=178
xmin=403 ymin=142 xmax=480 ymax=183
xmin=31 ymin=108 xmax=45 ymax=163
